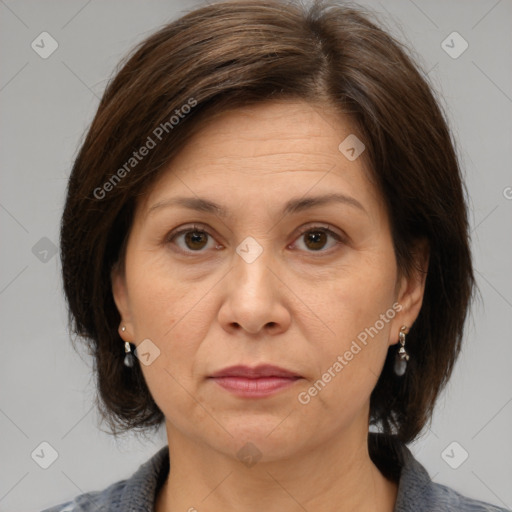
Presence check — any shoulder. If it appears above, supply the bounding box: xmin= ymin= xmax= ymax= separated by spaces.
xmin=424 ymin=480 xmax=509 ymax=512
xmin=40 ymin=445 xmax=170 ymax=512
xmin=394 ymin=440 xmax=509 ymax=511
xmin=40 ymin=478 xmax=127 ymax=511
xmin=369 ymin=434 xmax=509 ymax=512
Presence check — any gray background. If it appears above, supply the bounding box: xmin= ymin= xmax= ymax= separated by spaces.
xmin=0 ymin=0 xmax=511 ymax=511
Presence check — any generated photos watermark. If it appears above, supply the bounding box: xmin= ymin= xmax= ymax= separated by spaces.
xmin=93 ymin=97 xmax=197 ymax=200
xmin=297 ymin=301 xmax=403 ymax=405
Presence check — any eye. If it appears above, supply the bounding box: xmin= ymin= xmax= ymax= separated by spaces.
xmin=165 ymin=223 xmax=344 ymax=255
xmin=292 ymin=225 xmax=344 ymax=253
xmin=166 ymin=224 xmax=219 ymax=253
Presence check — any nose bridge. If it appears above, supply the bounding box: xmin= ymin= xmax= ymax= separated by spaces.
xmin=232 ymin=235 xmax=274 ymax=298
xmin=220 ymin=233 xmax=287 ymax=334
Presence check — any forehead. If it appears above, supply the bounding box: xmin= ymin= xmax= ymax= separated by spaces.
xmin=173 ymin=99 xmax=355 ymax=161
xmin=137 ymin=99 xmax=381 ymax=218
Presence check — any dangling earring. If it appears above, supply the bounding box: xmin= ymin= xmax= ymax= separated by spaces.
xmin=393 ymin=325 xmax=409 ymax=376
xmin=121 ymin=326 xmax=135 ymax=368
xmin=124 ymin=341 xmax=135 ymax=367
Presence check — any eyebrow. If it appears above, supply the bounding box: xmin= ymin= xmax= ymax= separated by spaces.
xmin=146 ymin=192 xmax=367 ymax=219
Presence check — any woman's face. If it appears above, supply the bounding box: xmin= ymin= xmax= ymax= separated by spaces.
xmin=112 ymin=99 xmax=426 ymax=461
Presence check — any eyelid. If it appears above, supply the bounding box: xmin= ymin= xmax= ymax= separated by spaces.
xmin=294 ymin=223 xmax=345 ymax=241
xmin=165 ymin=223 xmax=217 ymax=248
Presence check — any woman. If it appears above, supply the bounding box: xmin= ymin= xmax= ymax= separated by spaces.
xmin=43 ymin=0 xmax=507 ymax=510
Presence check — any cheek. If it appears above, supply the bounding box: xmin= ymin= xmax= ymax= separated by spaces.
xmin=129 ymin=271 xmax=211 ymax=426
xmin=126 ymin=247 xmax=190 ymax=336
xmin=304 ymin=250 xmax=397 ymax=407
xmin=126 ymin=251 xmax=223 ymax=370
xmin=323 ymin=244 xmax=397 ymax=338
xmin=130 ymin=280 xmax=208 ymax=365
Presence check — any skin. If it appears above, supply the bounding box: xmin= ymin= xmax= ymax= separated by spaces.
xmin=112 ymin=99 xmax=429 ymax=512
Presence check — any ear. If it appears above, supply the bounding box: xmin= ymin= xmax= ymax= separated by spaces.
xmin=111 ymin=261 xmax=135 ymax=342
xmin=389 ymin=238 xmax=430 ymax=345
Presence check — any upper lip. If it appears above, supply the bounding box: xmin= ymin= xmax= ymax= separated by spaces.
xmin=210 ymin=364 xmax=301 ymax=379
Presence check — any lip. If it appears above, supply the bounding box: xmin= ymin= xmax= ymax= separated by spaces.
xmin=209 ymin=365 xmax=302 ymax=398
xmin=209 ymin=364 xmax=301 ymax=379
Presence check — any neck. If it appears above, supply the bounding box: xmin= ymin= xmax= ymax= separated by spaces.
xmin=155 ymin=425 xmax=398 ymax=512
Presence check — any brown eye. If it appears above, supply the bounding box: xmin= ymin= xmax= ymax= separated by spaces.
xmin=167 ymin=224 xmax=217 ymax=253
xmin=183 ymin=230 xmax=209 ymax=250
xmin=293 ymin=226 xmax=343 ymax=253
xmin=304 ymin=230 xmax=328 ymax=250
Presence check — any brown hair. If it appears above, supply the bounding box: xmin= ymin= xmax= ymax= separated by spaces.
xmin=60 ymin=0 xmax=474 ymax=443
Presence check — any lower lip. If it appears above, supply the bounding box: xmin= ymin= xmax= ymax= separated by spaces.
xmin=210 ymin=376 xmax=301 ymax=397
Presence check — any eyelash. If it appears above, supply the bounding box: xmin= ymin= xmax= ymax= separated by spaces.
xmin=165 ymin=223 xmax=345 ymax=255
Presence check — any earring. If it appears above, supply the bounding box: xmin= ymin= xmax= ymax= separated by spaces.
xmin=124 ymin=341 xmax=135 ymax=367
xmin=121 ymin=326 xmax=135 ymax=368
xmin=393 ymin=325 xmax=409 ymax=376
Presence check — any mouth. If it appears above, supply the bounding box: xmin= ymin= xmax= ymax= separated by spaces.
xmin=208 ymin=364 xmax=303 ymax=398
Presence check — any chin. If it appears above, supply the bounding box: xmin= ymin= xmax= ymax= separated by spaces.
xmin=205 ymin=416 xmax=307 ymax=463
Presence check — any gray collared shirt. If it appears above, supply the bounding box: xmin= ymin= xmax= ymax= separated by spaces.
xmin=41 ymin=437 xmax=509 ymax=512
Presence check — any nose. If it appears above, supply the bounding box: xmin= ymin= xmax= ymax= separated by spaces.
xmin=217 ymin=243 xmax=291 ymax=336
